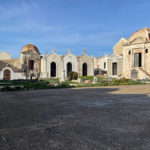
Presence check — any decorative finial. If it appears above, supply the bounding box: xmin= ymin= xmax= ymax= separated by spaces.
xmin=52 ymin=48 xmax=55 ymax=54
xmin=83 ymin=48 xmax=86 ymax=55
xmin=68 ymin=48 xmax=71 ymax=54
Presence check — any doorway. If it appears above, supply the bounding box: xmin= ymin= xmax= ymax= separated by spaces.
xmin=134 ymin=53 xmax=142 ymax=67
xmin=112 ymin=63 xmax=117 ymax=75
xmin=4 ymin=69 xmax=11 ymax=80
xmin=67 ymin=62 xmax=72 ymax=76
xmin=51 ymin=62 xmax=56 ymax=77
xmin=82 ymin=63 xmax=87 ymax=76
xmin=29 ymin=60 xmax=34 ymax=70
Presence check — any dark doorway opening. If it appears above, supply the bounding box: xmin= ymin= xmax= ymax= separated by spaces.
xmin=104 ymin=62 xmax=106 ymax=69
xmin=82 ymin=63 xmax=87 ymax=76
xmin=4 ymin=69 xmax=11 ymax=80
xmin=51 ymin=62 xmax=56 ymax=77
xmin=67 ymin=62 xmax=72 ymax=76
xmin=29 ymin=60 xmax=34 ymax=70
xmin=134 ymin=53 xmax=142 ymax=67
xmin=112 ymin=63 xmax=117 ymax=75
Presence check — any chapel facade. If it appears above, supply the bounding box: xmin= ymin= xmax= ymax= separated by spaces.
xmin=0 ymin=44 xmax=41 ymax=80
xmin=41 ymin=48 xmax=94 ymax=80
xmin=114 ymin=27 xmax=150 ymax=79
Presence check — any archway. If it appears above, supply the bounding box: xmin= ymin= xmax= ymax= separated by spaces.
xmin=29 ymin=60 xmax=34 ymax=70
xmin=82 ymin=63 xmax=87 ymax=76
xmin=4 ymin=69 xmax=11 ymax=80
xmin=67 ymin=62 xmax=72 ymax=76
xmin=51 ymin=62 xmax=56 ymax=77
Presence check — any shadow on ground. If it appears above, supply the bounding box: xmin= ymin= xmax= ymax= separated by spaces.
xmin=0 ymin=86 xmax=150 ymax=150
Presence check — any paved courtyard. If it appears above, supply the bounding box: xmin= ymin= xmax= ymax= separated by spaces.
xmin=1 ymin=85 xmax=150 ymax=150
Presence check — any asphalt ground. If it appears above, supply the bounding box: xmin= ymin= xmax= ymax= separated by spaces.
xmin=0 ymin=85 xmax=150 ymax=150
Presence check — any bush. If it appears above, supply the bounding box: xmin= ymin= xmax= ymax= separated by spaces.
xmin=112 ymin=78 xmax=120 ymax=85
xmin=120 ymin=77 xmax=128 ymax=84
xmin=68 ymin=72 xmax=78 ymax=80
xmin=97 ymin=82 xmax=109 ymax=86
xmin=58 ymin=81 xmax=71 ymax=88
xmin=127 ymin=79 xmax=142 ymax=85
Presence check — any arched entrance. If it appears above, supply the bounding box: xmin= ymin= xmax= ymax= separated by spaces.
xmin=67 ymin=62 xmax=72 ymax=76
xmin=51 ymin=62 xmax=56 ymax=77
xmin=82 ymin=63 xmax=87 ymax=76
xmin=29 ymin=60 xmax=34 ymax=70
xmin=4 ymin=69 xmax=11 ymax=80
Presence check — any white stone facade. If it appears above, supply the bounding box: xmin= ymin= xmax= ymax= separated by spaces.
xmin=0 ymin=67 xmax=25 ymax=80
xmin=97 ymin=54 xmax=123 ymax=77
xmin=41 ymin=49 xmax=94 ymax=80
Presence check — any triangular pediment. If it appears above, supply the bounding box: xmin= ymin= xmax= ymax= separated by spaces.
xmin=113 ymin=38 xmax=127 ymax=49
xmin=129 ymin=37 xmax=146 ymax=44
xmin=109 ymin=54 xmax=122 ymax=59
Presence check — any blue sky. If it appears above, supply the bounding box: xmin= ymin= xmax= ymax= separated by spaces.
xmin=0 ymin=0 xmax=150 ymax=58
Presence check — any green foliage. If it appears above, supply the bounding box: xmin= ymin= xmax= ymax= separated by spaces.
xmin=119 ymin=77 xmax=128 ymax=84
xmin=112 ymin=78 xmax=120 ymax=85
xmin=79 ymin=76 xmax=94 ymax=81
xmin=58 ymin=81 xmax=71 ymax=88
xmin=97 ymin=77 xmax=108 ymax=83
xmin=68 ymin=72 xmax=78 ymax=80
xmin=127 ymin=79 xmax=142 ymax=85
xmin=0 ymin=76 xmax=145 ymax=91
xmin=40 ymin=78 xmax=60 ymax=84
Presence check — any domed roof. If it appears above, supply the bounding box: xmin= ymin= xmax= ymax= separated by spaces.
xmin=128 ymin=27 xmax=150 ymax=43
xmin=21 ymin=44 xmax=40 ymax=54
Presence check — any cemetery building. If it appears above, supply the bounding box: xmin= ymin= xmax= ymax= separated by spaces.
xmin=0 ymin=44 xmax=94 ymax=80
xmin=115 ymin=27 xmax=150 ymax=79
xmin=97 ymin=54 xmax=123 ymax=77
xmin=1 ymin=26 xmax=150 ymax=81
xmin=0 ymin=44 xmax=41 ymax=80
xmin=41 ymin=48 xmax=94 ymax=81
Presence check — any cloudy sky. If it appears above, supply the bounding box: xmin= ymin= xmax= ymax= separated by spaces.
xmin=0 ymin=0 xmax=150 ymax=58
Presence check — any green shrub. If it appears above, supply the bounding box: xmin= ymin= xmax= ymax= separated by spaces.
xmin=112 ymin=78 xmax=120 ymax=85
xmin=97 ymin=82 xmax=109 ymax=86
xmin=127 ymin=79 xmax=142 ymax=85
xmin=120 ymin=77 xmax=128 ymax=84
xmin=58 ymin=81 xmax=72 ymax=88
xmin=68 ymin=72 xmax=78 ymax=80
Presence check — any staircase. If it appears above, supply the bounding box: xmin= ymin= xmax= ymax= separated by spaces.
xmin=139 ymin=67 xmax=150 ymax=78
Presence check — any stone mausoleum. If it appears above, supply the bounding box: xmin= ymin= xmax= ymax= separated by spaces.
xmin=0 ymin=44 xmax=94 ymax=80
xmin=114 ymin=27 xmax=150 ymax=80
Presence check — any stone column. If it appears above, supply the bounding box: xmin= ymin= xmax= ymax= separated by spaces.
xmin=91 ymin=56 xmax=94 ymax=76
xmin=61 ymin=57 xmax=65 ymax=81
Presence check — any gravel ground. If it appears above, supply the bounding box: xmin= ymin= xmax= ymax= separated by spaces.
xmin=0 ymin=85 xmax=150 ymax=150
